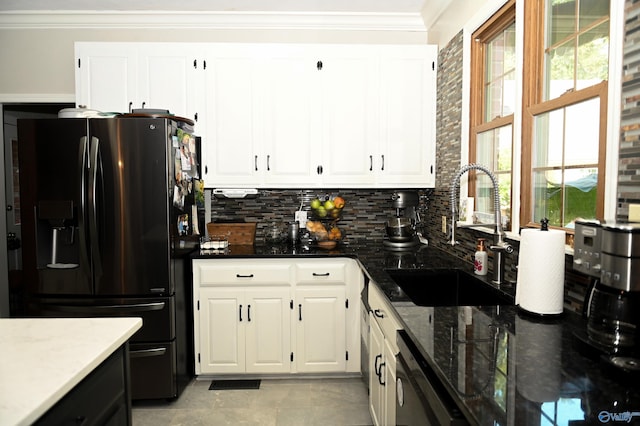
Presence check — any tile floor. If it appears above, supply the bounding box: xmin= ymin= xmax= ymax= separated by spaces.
xmin=132 ymin=377 xmax=373 ymax=426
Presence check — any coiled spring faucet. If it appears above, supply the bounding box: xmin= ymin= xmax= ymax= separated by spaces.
xmin=450 ymin=163 xmax=512 ymax=284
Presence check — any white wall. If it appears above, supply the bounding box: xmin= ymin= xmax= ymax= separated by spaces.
xmin=0 ymin=26 xmax=428 ymax=98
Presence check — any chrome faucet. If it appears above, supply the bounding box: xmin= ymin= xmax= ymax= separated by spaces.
xmin=449 ymin=163 xmax=512 ymax=284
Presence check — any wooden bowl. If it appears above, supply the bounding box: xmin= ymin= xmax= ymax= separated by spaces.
xmin=317 ymin=240 xmax=337 ymax=250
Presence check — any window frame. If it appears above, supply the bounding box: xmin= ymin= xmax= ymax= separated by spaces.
xmin=468 ymin=0 xmax=516 ymax=229
xmin=521 ymin=0 xmax=609 ymax=229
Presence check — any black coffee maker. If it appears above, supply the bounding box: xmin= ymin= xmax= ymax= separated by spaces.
xmin=574 ymin=220 xmax=640 ymax=369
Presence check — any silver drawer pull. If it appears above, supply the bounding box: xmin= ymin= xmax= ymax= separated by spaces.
xmin=130 ymin=348 xmax=167 ymax=358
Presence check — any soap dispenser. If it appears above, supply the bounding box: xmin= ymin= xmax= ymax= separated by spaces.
xmin=474 ymin=238 xmax=488 ymax=276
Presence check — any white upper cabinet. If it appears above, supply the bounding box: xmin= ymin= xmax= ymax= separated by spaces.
xmin=377 ymin=45 xmax=437 ymax=188
xmin=75 ymin=43 xmax=138 ymax=113
xmin=75 ymin=42 xmax=437 ymax=188
xmin=259 ymin=47 xmax=320 ymax=186
xmin=137 ymin=46 xmax=202 ymax=121
xmin=202 ymin=46 xmax=261 ymax=186
xmin=75 ymin=42 xmax=202 ymax=120
xmin=319 ymin=47 xmax=379 ymax=186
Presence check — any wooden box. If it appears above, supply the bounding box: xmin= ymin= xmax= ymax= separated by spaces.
xmin=206 ymin=222 xmax=257 ymax=246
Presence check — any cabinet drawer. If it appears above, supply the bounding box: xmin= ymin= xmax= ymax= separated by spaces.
xmin=194 ymin=259 xmax=292 ymax=285
xmin=295 ymin=260 xmax=346 ymax=284
xmin=368 ymin=282 xmax=402 ymax=353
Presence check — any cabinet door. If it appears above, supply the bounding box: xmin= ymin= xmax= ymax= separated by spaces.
xmin=75 ymin=43 xmax=138 ymax=113
xmin=198 ymin=287 xmax=245 ymax=374
xmin=294 ymin=286 xmax=346 ymax=373
xmin=369 ymin=314 xmax=385 ymax=426
xmin=319 ymin=50 xmax=378 ymax=186
xmin=261 ymin=52 xmax=320 ymax=186
xmin=137 ymin=44 xmax=201 ymax=121
xmin=383 ymin=337 xmax=397 ymax=426
xmin=377 ymin=46 xmax=437 ymax=188
xmin=245 ymin=288 xmax=291 ymax=373
xmin=202 ymin=48 xmax=261 ymax=187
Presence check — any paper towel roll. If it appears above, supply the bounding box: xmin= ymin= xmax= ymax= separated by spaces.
xmin=516 ymin=228 xmax=566 ymax=315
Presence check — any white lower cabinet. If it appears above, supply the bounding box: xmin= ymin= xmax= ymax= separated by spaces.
xmin=198 ymin=286 xmax=290 ymax=374
xmin=368 ymin=283 xmax=402 ymax=426
xmin=294 ymin=286 xmax=347 ymax=373
xmin=193 ymin=258 xmax=362 ymax=376
xmin=369 ymin=315 xmax=385 ymax=426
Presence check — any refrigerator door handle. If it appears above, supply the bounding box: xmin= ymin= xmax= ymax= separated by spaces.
xmin=38 ymin=301 xmax=166 ymax=314
xmin=88 ymin=136 xmax=103 ymax=281
xmin=78 ymin=136 xmax=91 ymax=274
xmin=129 ymin=347 xmax=168 ymax=359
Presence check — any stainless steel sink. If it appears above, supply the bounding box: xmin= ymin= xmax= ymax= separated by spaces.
xmin=385 ymin=268 xmax=514 ymax=306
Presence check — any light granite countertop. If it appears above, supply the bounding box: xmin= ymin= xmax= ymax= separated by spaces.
xmin=0 ymin=317 xmax=142 ymax=426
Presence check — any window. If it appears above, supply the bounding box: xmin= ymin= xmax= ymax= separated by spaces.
xmin=522 ymin=0 xmax=609 ymax=228
xmin=469 ymin=0 xmax=516 ymax=229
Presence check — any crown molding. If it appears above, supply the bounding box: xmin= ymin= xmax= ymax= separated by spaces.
xmin=0 ymin=10 xmax=427 ymax=32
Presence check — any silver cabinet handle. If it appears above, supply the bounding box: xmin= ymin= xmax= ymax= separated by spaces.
xmin=130 ymin=347 xmax=167 ymax=358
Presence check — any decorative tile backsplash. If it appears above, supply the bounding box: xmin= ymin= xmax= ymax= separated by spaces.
xmin=208 ymin=189 xmax=432 ymax=244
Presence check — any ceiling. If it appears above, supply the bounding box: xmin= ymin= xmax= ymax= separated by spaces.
xmin=0 ymin=0 xmax=428 ymax=14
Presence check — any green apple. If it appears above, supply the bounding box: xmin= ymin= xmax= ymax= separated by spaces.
xmin=310 ymin=198 xmax=321 ymax=209
xmin=324 ymin=200 xmax=335 ymax=210
xmin=316 ymin=206 xmax=327 ymax=217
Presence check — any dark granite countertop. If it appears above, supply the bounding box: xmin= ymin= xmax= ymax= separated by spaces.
xmin=191 ymin=240 xmax=640 ymax=425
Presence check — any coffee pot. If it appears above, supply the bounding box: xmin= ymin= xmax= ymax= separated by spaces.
xmin=574 ymin=220 xmax=640 ymax=356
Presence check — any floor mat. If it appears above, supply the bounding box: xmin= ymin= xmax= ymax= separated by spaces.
xmin=209 ymin=379 xmax=261 ymax=390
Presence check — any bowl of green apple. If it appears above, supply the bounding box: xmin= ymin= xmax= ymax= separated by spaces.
xmin=310 ymin=196 xmax=345 ymax=220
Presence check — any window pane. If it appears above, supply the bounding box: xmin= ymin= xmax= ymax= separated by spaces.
xmin=476 ymin=174 xmax=495 ymax=219
xmin=477 ymin=131 xmax=495 ymax=168
xmin=564 ymin=97 xmax=600 ymax=166
xmin=484 ymin=22 xmax=516 ymax=121
xmin=497 ymin=125 xmax=513 ymax=171
xmin=548 ymin=0 xmax=576 ymax=46
xmin=504 ymin=23 xmax=516 ymax=72
xmin=579 ymin=0 xmax=609 ymax=30
xmin=533 ymin=108 xmax=564 ymax=169
xmin=564 ymin=168 xmax=598 ymax=225
xmin=503 ymin=70 xmax=516 ymax=115
xmin=533 ymin=169 xmax=563 ymax=226
xmin=497 ymin=171 xmax=512 ymax=228
xmin=475 ymin=126 xmax=512 ymax=226
xmin=531 ymin=96 xmax=600 ymax=227
xmin=546 ymin=41 xmax=575 ymax=100
xmin=576 ymin=21 xmax=609 ymax=90
xmin=486 ymin=33 xmax=505 ymax=83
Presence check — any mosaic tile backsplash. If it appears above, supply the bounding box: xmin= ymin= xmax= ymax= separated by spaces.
xmin=208 ymin=189 xmax=432 ymax=244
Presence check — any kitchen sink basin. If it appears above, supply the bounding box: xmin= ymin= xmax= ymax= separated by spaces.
xmin=385 ymin=268 xmax=514 ymax=306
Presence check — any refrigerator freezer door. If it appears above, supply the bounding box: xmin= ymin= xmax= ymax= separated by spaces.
xmin=18 ymin=118 xmax=93 ymax=295
xmin=89 ymin=118 xmax=172 ymax=296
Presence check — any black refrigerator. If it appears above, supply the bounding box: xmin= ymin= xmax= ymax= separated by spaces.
xmin=17 ymin=116 xmax=201 ymax=400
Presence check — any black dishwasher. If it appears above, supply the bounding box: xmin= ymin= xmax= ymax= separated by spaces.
xmin=396 ymin=330 xmax=468 ymax=426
